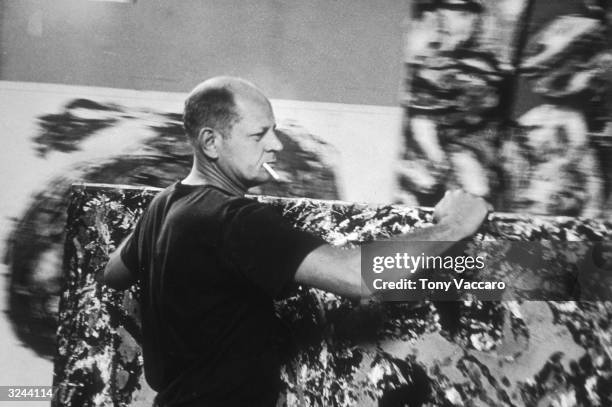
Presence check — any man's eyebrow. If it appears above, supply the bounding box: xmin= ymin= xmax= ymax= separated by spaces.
xmin=251 ymin=124 xmax=277 ymax=135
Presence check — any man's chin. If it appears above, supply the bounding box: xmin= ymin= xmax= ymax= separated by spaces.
xmin=246 ymin=176 xmax=270 ymax=189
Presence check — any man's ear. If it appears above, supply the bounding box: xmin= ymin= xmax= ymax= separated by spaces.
xmin=196 ymin=127 xmax=219 ymax=159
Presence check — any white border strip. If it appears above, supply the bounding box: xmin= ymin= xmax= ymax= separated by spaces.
xmin=0 ymin=80 xmax=400 ymax=116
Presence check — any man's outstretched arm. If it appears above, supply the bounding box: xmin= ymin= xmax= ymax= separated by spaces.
xmin=294 ymin=190 xmax=490 ymax=299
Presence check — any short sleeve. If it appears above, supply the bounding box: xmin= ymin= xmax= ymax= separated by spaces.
xmin=220 ymin=199 xmax=325 ymax=299
xmin=120 ymin=220 xmax=141 ymax=277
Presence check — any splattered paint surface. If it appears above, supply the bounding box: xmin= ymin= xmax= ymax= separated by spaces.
xmin=54 ymin=184 xmax=612 ymax=406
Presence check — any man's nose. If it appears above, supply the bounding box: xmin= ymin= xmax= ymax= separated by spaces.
xmin=265 ymin=131 xmax=283 ymax=152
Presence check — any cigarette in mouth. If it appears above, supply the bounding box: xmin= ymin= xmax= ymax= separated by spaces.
xmin=262 ymin=162 xmax=282 ymax=181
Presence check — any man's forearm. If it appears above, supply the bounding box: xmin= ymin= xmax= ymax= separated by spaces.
xmin=388 ymin=221 xmax=467 ymax=268
xmin=370 ymin=222 xmax=469 ymax=288
xmin=394 ymin=221 xmax=466 ymax=243
xmin=298 ymin=190 xmax=490 ymax=300
xmin=297 ymin=222 xmax=473 ymax=300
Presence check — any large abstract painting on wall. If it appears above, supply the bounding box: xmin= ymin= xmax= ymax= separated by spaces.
xmin=396 ymin=0 xmax=611 ymax=219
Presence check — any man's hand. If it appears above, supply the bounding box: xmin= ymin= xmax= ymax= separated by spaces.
xmin=433 ymin=189 xmax=491 ymax=240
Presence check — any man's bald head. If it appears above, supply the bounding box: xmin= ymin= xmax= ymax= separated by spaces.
xmin=183 ymin=76 xmax=268 ymax=142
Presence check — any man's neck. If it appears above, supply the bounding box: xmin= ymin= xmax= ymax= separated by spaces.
xmin=182 ymin=158 xmax=247 ymax=197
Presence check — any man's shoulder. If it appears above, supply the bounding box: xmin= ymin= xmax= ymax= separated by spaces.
xmin=143 ymin=183 xmax=283 ymax=227
xmin=159 ymin=183 xmax=266 ymax=219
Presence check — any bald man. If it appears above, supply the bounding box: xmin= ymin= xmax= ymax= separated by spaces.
xmin=104 ymin=77 xmax=489 ymax=406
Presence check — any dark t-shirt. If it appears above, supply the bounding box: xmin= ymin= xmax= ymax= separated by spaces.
xmin=121 ymin=182 xmax=324 ymax=406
